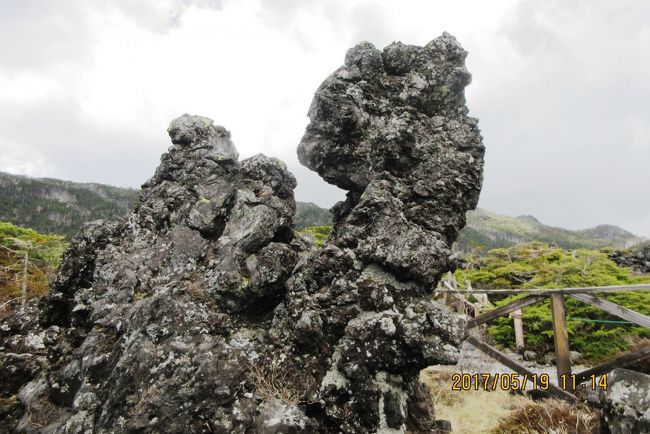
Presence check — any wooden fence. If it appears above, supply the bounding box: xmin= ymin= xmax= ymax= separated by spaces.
xmin=436 ymin=274 xmax=650 ymax=400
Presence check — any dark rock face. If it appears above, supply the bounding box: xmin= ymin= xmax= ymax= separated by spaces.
xmin=288 ymin=32 xmax=483 ymax=432
xmin=2 ymin=115 xmax=301 ymax=434
xmin=298 ymin=33 xmax=483 ymax=284
xmin=0 ymin=33 xmax=483 ymax=434
xmin=599 ymin=368 xmax=650 ymax=434
xmin=609 ymin=243 xmax=650 ymax=274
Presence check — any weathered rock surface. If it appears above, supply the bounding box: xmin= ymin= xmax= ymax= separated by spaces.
xmin=599 ymin=368 xmax=650 ymax=434
xmin=1 ymin=32 xmax=483 ymax=433
xmin=276 ymin=32 xmax=483 ymax=432
xmin=609 ymin=243 xmax=650 ymax=274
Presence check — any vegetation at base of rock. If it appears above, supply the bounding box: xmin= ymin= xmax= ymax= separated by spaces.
xmin=609 ymin=241 xmax=650 ymax=274
xmin=246 ymin=356 xmax=316 ymax=406
xmin=455 ymin=242 xmax=650 ymax=362
xmin=0 ymin=221 xmax=67 ymax=305
xmin=296 ymin=225 xmax=331 ymax=248
xmin=421 ymin=367 xmax=602 ymax=434
xmin=421 ymin=367 xmax=530 ymax=432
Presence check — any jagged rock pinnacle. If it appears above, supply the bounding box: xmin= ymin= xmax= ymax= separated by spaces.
xmin=1 ymin=33 xmax=484 ymax=433
xmin=167 ymin=114 xmax=239 ymax=161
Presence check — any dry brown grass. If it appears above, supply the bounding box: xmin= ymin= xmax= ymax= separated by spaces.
xmin=426 ymin=370 xmax=462 ymax=407
xmin=421 ymin=367 xmax=532 ymax=433
xmin=490 ymin=399 xmax=602 ymax=434
xmin=421 ymin=367 xmax=602 ymax=434
xmin=25 ymin=398 xmax=64 ymax=428
xmin=246 ymin=357 xmax=315 ymax=406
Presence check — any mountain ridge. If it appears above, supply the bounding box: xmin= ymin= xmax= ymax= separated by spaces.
xmin=0 ymin=171 xmax=643 ymax=250
xmin=458 ymin=208 xmax=644 ymax=251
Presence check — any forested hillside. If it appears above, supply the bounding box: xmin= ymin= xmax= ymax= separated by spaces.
xmin=294 ymin=201 xmax=331 ymax=228
xmin=1 ymin=172 xmax=643 ymax=250
xmin=0 ymin=172 xmax=138 ymax=237
xmin=0 ymin=172 xmax=334 ymax=237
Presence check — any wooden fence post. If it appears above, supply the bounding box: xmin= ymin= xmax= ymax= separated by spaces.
xmin=550 ymin=294 xmax=572 ymax=388
xmin=513 ymin=309 xmax=525 ymax=353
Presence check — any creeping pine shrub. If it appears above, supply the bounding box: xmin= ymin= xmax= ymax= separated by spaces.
xmin=456 ymin=242 xmax=650 ymax=362
xmin=296 ymin=225 xmax=332 ymax=248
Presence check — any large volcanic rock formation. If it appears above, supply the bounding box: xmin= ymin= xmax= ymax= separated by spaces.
xmin=0 ymin=32 xmax=484 ymax=433
xmin=289 ymin=32 xmax=484 ymax=432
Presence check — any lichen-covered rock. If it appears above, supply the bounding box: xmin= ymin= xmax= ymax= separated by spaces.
xmin=1 ymin=115 xmax=301 ymax=433
xmin=599 ymin=368 xmax=650 ymax=434
xmin=283 ymin=32 xmax=483 ymax=432
xmin=298 ymin=32 xmax=483 ymax=285
xmin=1 ymin=33 xmax=483 ymax=434
xmin=609 ymin=243 xmax=650 ymax=274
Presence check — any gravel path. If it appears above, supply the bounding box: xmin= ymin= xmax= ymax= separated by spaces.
xmin=429 ymin=339 xmax=600 ymax=399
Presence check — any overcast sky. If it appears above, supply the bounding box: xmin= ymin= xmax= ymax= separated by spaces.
xmin=1 ymin=0 xmax=648 ymax=235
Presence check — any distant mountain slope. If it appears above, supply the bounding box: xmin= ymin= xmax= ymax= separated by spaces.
xmin=294 ymin=201 xmax=331 ymax=228
xmin=0 ymin=172 xmax=138 ymax=238
xmin=294 ymin=204 xmax=642 ymax=250
xmin=457 ymin=208 xmax=642 ymax=251
xmin=0 ymin=172 xmax=332 ymax=237
xmin=0 ymin=172 xmax=641 ymax=249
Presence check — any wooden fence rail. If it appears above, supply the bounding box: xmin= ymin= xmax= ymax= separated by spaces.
xmin=437 ymin=283 xmax=650 ymax=295
xmin=436 ymin=276 xmax=650 ymax=400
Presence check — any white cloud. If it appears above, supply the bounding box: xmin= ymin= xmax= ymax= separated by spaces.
xmin=0 ymin=0 xmax=648 ymax=235
xmin=0 ymin=137 xmax=52 ymax=177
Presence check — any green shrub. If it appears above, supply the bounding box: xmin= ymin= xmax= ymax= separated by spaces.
xmin=456 ymin=242 xmax=650 ymax=362
xmin=296 ymin=225 xmax=332 ymax=248
xmin=0 ymin=221 xmax=67 ymax=304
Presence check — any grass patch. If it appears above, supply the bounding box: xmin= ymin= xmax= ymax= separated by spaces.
xmin=0 ymin=221 xmax=67 ymax=307
xmin=421 ymin=366 xmax=602 ymax=434
xmin=491 ymin=399 xmax=601 ymax=434
xmin=246 ymin=356 xmax=316 ymax=405
xmin=296 ymin=225 xmax=332 ymax=248
xmin=421 ymin=367 xmax=531 ymax=433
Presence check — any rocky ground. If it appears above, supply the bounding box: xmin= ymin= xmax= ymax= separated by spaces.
xmin=430 ymin=338 xmax=650 ymax=433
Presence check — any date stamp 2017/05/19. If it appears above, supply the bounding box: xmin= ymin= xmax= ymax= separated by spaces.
xmin=450 ymin=373 xmax=608 ymax=392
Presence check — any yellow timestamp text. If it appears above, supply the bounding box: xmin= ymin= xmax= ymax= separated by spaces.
xmin=450 ymin=373 xmax=608 ymax=391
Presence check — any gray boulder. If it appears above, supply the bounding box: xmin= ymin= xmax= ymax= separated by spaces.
xmin=570 ymin=350 xmax=582 ymax=364
xmin=600 ymin=368 xmax=650 ymax=434
xmin=523 ymin=350 xmax=537 ymax=361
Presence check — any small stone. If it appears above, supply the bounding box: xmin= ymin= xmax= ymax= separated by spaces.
xmin=570 ymin=350 xmax=582 ymax=364
xmin=523 ymin=350 xmax=537 ymax=361
xmin=434 ymin=419 xmax=453 ymax=433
